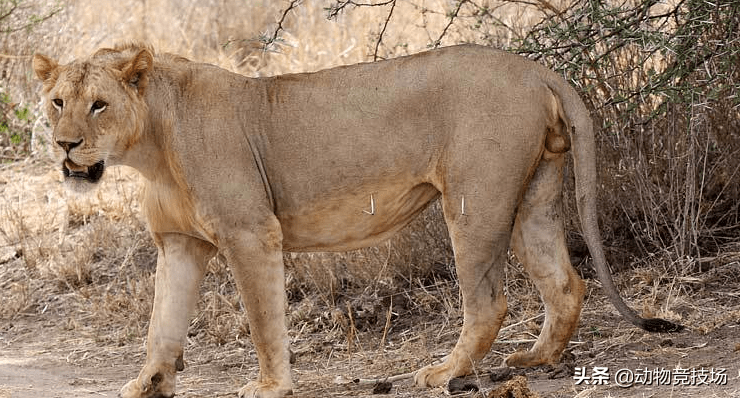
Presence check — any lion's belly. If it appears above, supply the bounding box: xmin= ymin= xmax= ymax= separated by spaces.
xmin=277 ymin=182 xmax=440 ymax=252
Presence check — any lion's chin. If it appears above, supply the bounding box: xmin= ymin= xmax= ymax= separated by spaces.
xmin=62 ymin=159 xmax=105 ymax=192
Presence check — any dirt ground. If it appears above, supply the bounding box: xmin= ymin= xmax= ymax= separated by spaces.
xmin=1 ymin=309 xmax=739 ymax=398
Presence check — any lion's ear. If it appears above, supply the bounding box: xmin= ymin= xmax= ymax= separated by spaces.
xmin=33 ymin=54 xmax=59 ymax=83
xmin=121 ymin=48 xmax=153 ymax=95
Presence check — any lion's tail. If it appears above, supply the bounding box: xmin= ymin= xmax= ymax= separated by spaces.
xmin=547 ymin=78 xmax=683 ymax=333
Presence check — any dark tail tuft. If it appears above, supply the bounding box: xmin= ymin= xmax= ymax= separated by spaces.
xmin=638 ymin=318 xmax=684 ymax=333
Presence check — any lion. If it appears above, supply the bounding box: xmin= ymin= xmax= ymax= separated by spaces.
xmin=33 ymin=43 xmax=681 ymax=398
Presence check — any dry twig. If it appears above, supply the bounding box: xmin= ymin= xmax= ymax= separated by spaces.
xmin=433 ymin=0 xmax=468 ymax=48
xmin=261 ymin=0 xmax=301 ymax=52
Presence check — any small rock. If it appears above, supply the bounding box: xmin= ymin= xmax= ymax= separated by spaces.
xmin=489 ymin=367 xmax=513 ymax=383
xmin=372 ymin=381 xmax=392 ymax=394
xmin=448 ymin=377 xmax=479 ymax=394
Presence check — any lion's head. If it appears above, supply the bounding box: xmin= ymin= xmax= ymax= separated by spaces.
xmin=33 ymin=45 xmax=153 ymax=192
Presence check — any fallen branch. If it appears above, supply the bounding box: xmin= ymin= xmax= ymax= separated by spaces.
xmin=0 ymin=53 xmax=31 ymax=59
xmin=334 ymin=370 xmax=416 ymax=386
xmin=353 ymin=370 xmax=415 ymax=385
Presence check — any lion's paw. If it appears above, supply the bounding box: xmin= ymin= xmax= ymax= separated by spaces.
xmin=414 ymin=363 xmax=457 ymax=388
xmin=237 ymin=381 xmax=293 ymax=398
xmin=118 ymin=369 xmax=175 ymax=398
xmin=504 ymin=350 xmax=547 ymax=368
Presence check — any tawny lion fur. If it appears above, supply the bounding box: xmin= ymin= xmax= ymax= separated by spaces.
xmin=34 ymin=43 xmax=676 ymax=398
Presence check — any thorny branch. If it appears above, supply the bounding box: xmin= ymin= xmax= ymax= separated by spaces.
xmin=372 ymin=0 xmax=396 ymax=60
xmin=433 ymin=0 xmax=468 ymax=48
xmin=326 ymin=0 xmax=395 ymax=20
xmin=0 ymin=0 xmax=62 ymax=34
xmin=261 ymin=0 xmax=301 ymax=51
xmin=0 ymin=1 xmax=19 ymax=21
xmin=326 ymin=0 xmax=397 ymax=61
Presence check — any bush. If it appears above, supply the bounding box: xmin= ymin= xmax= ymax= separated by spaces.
xmin=339 ymin=0 xmax=740 ymax=262
xmin=512 ymin=0 xmax=740 ymax=260
xmin=0 ymin=90 xmax=33 ymax=161
xmin=1 ymin=0 xmax=63 ymax=161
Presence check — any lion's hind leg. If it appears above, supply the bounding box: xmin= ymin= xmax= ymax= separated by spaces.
xmin=220 ymin=215 xmax=293 ymax=398
xmin=506 ymin=153 xmax=586 ymax=368
xmin=414 ymin=184 xmax=518 ymax=387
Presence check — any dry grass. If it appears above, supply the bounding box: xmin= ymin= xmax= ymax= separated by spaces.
xmin=1 ymin=1 xmax=738 ymax=397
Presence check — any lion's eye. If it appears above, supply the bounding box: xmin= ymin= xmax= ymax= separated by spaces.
xmin=91 ymin=100 xmax=107 ymax=115
xmin=52 ymin=98 xmax=63 ymax=110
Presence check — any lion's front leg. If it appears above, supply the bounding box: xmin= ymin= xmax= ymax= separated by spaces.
xmin=221 ymin=216 xmax=293 ymax=398
xmin=120 ymin=233 xmax=214 ymax=398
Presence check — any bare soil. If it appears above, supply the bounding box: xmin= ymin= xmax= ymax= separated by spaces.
xmin=1 ymin=309 xmax=739 ymax=397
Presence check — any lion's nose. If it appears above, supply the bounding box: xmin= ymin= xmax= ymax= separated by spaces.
xmin=57 ymin=139 xmax=82 ymax=153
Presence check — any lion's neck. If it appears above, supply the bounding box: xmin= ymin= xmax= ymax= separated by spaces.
xmin=118 ymin=139 xmax=166 ymax=182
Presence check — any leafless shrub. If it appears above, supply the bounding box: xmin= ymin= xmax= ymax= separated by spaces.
xmin=340 ymin=0 xmax=740 ymax=268
xmin=512 ymin=0 xmax=740 ymax=263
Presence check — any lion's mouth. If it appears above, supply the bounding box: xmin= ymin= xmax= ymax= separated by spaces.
xmin=62 ymin=159 xmax=105 ymax=183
